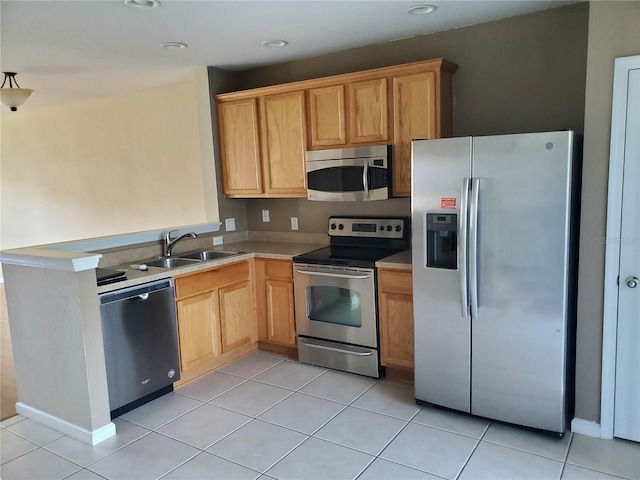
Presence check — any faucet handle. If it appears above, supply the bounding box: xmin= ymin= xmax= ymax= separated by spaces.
xmin=165 ymin=230 xmax=177 ymax=242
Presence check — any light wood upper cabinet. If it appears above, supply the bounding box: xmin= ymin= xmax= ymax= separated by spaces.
xmin=308 ymin=85 xmax=346 ymax=147
xmin=260 ymin=91 xmax=308 ymax=196
xmin=217 ymin=99 xmax=262 ymax=196
xmin=378 ymin=268 xmax=414 ymax=371
xmin=308 ymin=78 xmax=388 ymax=148
xmin=392 ymin=72 xmax=437 ymax=197
xmin=215 ymin=58 xmax=457 ymax=198
xmin=349 ymin=78 xmax=389 ymax=144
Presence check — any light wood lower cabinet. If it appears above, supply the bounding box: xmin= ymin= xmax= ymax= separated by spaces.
xmin=174 ymin=260 xmax=257 ymax=383
xmin=377 ymin=268 xmax=414 ymax=371
xmin=219 ymin=279 xmax=255 ymax=352
xmin=176 ymin=291 xmax=221 ymax=372
xmin=254 ymin=259 xmax=297 ymax=350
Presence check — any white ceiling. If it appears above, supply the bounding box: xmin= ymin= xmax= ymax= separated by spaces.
xmin=1 ymin=0 xmax=576 ymax=110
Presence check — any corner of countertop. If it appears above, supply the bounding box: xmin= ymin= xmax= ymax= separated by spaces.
xmin=0 ymin=247 xmax=102 ymax=272
xmin=375 ymin=249 xmax=412 ymax=271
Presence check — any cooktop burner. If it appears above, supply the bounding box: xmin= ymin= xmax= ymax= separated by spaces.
xmin=293 ymin=217 xmax=410 ymax=268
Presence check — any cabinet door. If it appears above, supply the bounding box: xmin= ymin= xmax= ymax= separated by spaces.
xmin=218 ymin=98 xmax=263 ymax=196
xmin=348 ymin=78 xmax=389 ymax=144
xmin=219 ymin=280 xmax=256 ymax=353
xmin=308 ymin=85 xmax=346 ymax=148
xmin=260 ymin=91 xmax=308 ymax=196
xmin=265 ymin=278 xmax=296 ymax=346
xmin=378 ymin=269 xmax=414 ymax=370
xmin=176 ymin=291 xmax=221 ymax=373
xmin=392 ymin=72 xmax=436 ymax=197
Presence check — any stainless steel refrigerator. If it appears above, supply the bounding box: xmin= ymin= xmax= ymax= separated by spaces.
xmin=411 ymin=131 xmax=580 ymax=434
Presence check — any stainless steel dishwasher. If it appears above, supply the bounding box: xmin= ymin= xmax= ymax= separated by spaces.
xmin=99 ymin=278 xmax=180 ymax=416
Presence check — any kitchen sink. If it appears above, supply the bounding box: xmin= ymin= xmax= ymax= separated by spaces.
xmin=144 ymin=257 xmax=201 ymax=269
xmin=179 ymin=250 xmax=243 ymax=261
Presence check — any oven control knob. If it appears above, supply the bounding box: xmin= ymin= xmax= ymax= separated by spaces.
xmin=386 ymin=225 xmax=392 ymax=231
xmin=379 ymin=225 xmax=384 ymax=231
xmin=338 ymin=224 xmax=344 ymax=230
xmin=330 ymin=223 xmax=337 ymax=230
xmin=395 ymin=225 xmax=402 ymax=232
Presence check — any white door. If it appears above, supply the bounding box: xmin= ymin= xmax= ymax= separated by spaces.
xmin=613 ymin=66 xmax=640 ymax=442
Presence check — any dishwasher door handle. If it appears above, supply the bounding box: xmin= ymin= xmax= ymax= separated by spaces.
xmin=128 ymin=293 xmax=149 ymax=302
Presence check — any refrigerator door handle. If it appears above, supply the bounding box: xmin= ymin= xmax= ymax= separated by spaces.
xmin=469 ymin=178 xmax=480 ymax=320
xmin=459 ymin=178 xmax=471 ymax=317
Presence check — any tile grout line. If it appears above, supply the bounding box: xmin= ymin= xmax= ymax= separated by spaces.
xmin=41 ymin=426 xmax=155 ymax=469
xmin=198 ymin=449 xmax=268 ymax=478
xmin=452 ymin=418 xmax=492 ymax=480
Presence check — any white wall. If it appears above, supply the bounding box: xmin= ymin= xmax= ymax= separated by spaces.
xmin=574 ymin=0 xmax=640 ymax=423
xmin=0 ymin=77 xmax=218 ymax=250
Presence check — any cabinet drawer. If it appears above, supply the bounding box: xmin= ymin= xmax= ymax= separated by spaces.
xmin=378 ymin=269 xmax=413 ymax=294
xmin=264 ymin=259 xmax=293 ymax=280
xmin=176 ymin=261 xmax=251 ymax=299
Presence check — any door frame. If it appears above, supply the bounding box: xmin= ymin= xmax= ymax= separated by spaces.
xmin=600 ymin=55 xmax=640 ymax=440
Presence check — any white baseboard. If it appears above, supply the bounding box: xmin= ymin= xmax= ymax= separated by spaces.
xmin=16 ymin=402 xmax=116 ymax=446
xmin=571 ymin=417 xmax=601 ymax=438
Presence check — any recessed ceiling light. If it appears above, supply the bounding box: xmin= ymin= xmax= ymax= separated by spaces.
xmin=262 ymin=40 xmax=288 ymax=48
xmin=160 ymin=42 xmax=188 ymax=49
xmin=406 ymin=5 xmax=437 ymax=15
xmin=124 ymin=0 xmax=160 ymax=9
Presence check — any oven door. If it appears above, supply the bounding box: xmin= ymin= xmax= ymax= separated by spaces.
xmin=293 ymin=263 xmax=377 ymax=348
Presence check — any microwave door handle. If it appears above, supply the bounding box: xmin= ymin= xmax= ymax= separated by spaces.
xmin=362 ymin=161 xmax=370 ymax=199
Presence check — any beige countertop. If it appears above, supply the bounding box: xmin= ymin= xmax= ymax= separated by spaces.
xmin=376 ymin=249 xmax=412 ymax=271
xmin=97 ymin=241 xmax=325 ymax=294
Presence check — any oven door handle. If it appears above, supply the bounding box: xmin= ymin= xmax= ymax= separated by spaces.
xmin=299 ymin=338 xmax=374 ymax=356
xmin=295 ymin=269 xmax=371 ymax=280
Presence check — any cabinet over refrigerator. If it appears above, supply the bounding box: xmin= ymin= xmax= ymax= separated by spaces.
xmin=411 ymin=131 xmax=581 ymax=435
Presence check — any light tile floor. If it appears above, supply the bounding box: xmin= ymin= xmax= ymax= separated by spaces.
xmin=1 ymin=351 xmax=639 ymax=480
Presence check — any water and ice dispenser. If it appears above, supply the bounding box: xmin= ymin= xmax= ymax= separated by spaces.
xmin=426 ymin=213 xmax=457 ymax=270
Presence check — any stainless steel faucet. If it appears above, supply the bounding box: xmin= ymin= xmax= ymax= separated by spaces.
xmin=163 ymin=230 xmax=197 ymax=257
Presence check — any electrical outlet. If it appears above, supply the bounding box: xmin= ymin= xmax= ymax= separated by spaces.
xmin=262 ymin=209 xmax=270 ymax=222
xmin=225 ymin=218 xmax=236 ymax=231
xmin=291 ymin=217 xmax=299 ymax=230
xmin=213 ymin=236 xmax=223 ymax=246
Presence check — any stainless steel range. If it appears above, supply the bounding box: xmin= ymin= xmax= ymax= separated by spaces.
xmin=293 ymin=216 xmax=410 ymax=377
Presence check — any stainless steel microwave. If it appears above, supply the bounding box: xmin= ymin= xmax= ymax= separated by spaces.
xmin=306 ymin=145 xmax=391 ymax=201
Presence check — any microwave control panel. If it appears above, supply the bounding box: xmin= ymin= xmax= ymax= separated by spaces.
xmin=328 ymin=217 xmax=406 ymax=239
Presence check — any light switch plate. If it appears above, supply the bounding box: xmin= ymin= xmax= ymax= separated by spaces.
xmin=213 ymin=236 xmax=223 ymax=246
xmin=262 ymin=210 xmax=270 ymax=222
xmin=291 ymin=217 xmax=299 ymax=230
xmin=225 ymin=218 xmax=236 ymax=231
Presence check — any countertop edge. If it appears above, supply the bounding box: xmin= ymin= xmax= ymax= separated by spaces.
xmin=375 ymin=249 xmax=412 ymax=271
xmin=97 ymin=242 xmax=326 ymax=293
xmin=0 ymin=248 xmax=102 ymax=272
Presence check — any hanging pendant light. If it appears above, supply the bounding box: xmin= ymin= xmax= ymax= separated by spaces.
xmin=1 ymin=72 xmax=34 ymax=111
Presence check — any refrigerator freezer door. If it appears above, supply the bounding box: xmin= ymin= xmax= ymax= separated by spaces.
xmin=412 ymin=137 xmax=472 ymax=412
xmin=470 ymin=131 xmax=574 ymax=433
